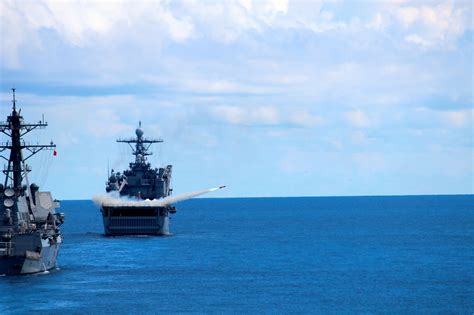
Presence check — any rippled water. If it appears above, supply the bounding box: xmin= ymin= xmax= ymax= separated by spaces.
xmin=1 ymin=195 xmax=473 ymax=313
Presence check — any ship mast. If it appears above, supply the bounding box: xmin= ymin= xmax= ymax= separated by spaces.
xmin=116 ymin=122 xmax=163 ymax=166
xmin=0 ymin=88 xmax=56 ymax=191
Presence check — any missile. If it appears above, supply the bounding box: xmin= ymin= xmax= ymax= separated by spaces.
xmin=208 ymin=185 xmax=226 ymax=193
xmin=158 ymin=185 xmax=226 ymax=206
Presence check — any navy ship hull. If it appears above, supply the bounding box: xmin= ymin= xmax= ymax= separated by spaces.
xmin=0 ymin=234 xmax=62 ymax=275
xmin=0 ymin=89 xmax=65 ymax=276
xmin=101 ymin=206 xmax=171 ymax=236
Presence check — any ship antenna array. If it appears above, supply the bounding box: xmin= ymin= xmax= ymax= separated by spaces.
xmin=12 ymin=88 xmax=16 ymax=111
xmin=0 ymin=89 xmax=56 ymax=189
xmin=116 ymin=123 xmax=163 ymax=165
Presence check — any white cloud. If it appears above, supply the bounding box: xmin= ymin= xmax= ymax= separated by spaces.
xmin=441 ymin=109 xmax=472 ymax=128
xmin=11 ymin=93 xmax=137 ymax=143
xmin=323 ymin=137 xmax=343 ymax=151
xmin=176 ymin=78 xmax=272 ymax=94
xmin=350 ymin=130 xmax=370 ymax=146
xmin=278 ymin=148 xmax=315 ymax=174
xmin=212 ymin=105 xmax=246 ymax=124
xmin=84 ymin=108 xmax=133 ymax=138
xmin=211 ymin=105 xmax=324 ymax=128
xmin=394 ymin=1 xmax=471 ymax=48
xmin=211 ymin=105 xmax=279 ymax=125
xmin=2 ymin=0 xmax=472 ymax=72
xmin=345 ymin=109 xmax=371 ymax=128
xmin=0 ymin=0 xmax=195 ymax=67
xmin=352 ymin=152 xmax=385 ymax=173
xmin=399 ymin=107 xmax=473 ymax=131
xmin=0 ymin=0 xmax=342 ymax=62
xmin=396 ymin=6 xmax=420 ymax=26
xmin=253 ymin=106 xmax=280 ymax=124
xmin=366 ymin=13 xmax=386 ymax=31
xmin=404 ymin=33 xmax=432 ymax=46
xmin=37 ymin=1 xmax=122 ymax=45
xmin=289 ymin=111 xmax=323 ymax=127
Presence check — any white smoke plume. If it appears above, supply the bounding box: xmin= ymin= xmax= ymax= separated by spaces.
xmin=93 ymin=186 xmax=225 ymax=207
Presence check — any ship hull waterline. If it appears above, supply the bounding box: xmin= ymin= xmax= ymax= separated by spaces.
xmin=0 ymin=236 xmax=62 ymax=276
xmin=101 ymin=205 xmax=171 ymax=236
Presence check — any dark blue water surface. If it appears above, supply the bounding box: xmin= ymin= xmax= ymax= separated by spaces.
xmin=1 ymin=195 xmax=473 ymax=314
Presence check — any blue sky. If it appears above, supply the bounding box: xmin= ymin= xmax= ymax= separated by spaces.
xmin=0 ymin=0 xmax=472 ymax=199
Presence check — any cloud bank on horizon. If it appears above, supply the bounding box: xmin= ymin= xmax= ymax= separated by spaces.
xmin=0 ymin=0 xmax=472 ymax=199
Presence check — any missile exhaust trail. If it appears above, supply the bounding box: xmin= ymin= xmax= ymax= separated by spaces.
xmin=94 ymin=185 xmax=226 ymax=207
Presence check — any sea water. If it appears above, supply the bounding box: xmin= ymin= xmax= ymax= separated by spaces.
xmin=0 ymin=195 xmax=472 ymax=313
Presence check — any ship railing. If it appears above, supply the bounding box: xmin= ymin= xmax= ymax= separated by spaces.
xmin=0 ymin=241 xmax=14 ymax=256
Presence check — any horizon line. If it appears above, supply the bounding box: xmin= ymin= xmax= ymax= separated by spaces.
xmin=61 ymin=193 xmax=474 ymax=201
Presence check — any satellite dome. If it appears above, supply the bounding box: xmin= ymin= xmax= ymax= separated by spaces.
xmin=136 ymin=127 xmax=144 ymax=138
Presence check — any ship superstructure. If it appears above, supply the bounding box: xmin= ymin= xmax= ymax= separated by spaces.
xmin=100 ymin=123 xmax=175 ymax=235
xmin=0 ymin=89 xmax=64 ymax=275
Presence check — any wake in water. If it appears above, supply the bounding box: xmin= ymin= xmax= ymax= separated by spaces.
xmin=93 ymin=185 xmax=226 ymax=207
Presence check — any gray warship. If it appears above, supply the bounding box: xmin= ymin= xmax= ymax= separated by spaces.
xmin=100 ymin=123 xmax=175 ymax=236
xmin=0 ymin=89 xmax=65 ymax=275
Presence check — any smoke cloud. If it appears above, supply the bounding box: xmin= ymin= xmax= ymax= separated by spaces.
xmin=93 ymin=186 xmax=225 ymax=207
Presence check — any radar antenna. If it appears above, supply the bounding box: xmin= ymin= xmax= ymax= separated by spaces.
xmin=116 ymin=122 xmax=163 ymax=165
xmin=0 ymin=89 xmax=56 ymax=190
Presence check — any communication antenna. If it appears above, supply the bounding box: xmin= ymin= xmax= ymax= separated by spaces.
xmin=11 ymin=88 xmax=16 ymax=111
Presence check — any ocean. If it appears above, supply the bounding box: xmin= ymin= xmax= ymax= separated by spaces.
xmin=0 ymin=195 xmax=472 ymax=314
